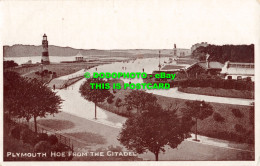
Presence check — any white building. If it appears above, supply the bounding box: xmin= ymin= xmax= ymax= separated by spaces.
xmin=220 ymin=61 xmax=254 ymax=81
xmin=74 ymin=52 xmax=84 ymax=61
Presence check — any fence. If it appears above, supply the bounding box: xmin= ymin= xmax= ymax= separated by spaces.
xmin=61 ymin=75 xmax=84 ymax=89
xmin=9 ymin=117 xmax=91 ymax=152
xmin=67 ymin=74 xmax=84 ymax=80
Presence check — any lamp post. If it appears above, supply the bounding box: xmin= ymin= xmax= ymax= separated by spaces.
xmin=195 ymin=102 xmax=203 ymax=142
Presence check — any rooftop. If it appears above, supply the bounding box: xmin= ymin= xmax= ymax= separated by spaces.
xmin=161 ymin=65 xmax=185 ymax=71
xmin=198 ymin=61 xmax=224 ymax=69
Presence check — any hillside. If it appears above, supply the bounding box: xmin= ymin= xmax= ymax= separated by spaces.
xmin=3 ymin=45 xmax=184 ymax=58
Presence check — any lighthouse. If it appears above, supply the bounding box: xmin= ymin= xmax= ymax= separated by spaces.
xmin=41 ymin=34 xmax=50 ymax=64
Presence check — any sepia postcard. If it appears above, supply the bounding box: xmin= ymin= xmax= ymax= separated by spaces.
xmin=1 ymin=0 xmax=260 ymax=166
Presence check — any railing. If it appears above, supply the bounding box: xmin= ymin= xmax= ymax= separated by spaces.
xmin=67 ymin=74 xmax=84 ymax=80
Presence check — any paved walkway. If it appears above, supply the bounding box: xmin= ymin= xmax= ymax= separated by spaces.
xmin=54 ymin=76 xmax=127 ymax=127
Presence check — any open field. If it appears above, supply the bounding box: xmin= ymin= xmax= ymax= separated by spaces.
xmin=178 ymin=87 xmax=254 ymax=99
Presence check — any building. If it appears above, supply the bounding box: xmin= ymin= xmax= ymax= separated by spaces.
xmin=74 ymin=52 xmax=84 ymax=61
xmin=160 ymin=65 xmax=186 ymax=72
xmin=178 ymin=49 xmax=191 ymax=57
xmin=173 ymin=44 xmax=191 ymax=57
xmin=176 ymin=58 xmax=198 ymax=65
xmin=220 ymin=61 xmax=254 ymax=81
xmin=185 ymin=54 xmax=223 ymax=78
xmin=41 ymin=34 xmax=50 ymax=64
xmin=191 ymin=42 xmax=209 ymax=53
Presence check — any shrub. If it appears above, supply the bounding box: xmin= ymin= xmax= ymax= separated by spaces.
xmin=34 ymin=141 xmax=51 ymax=153
xmin=20 ymin=128 xmax=38 ymax=145
xmin=213 ymin=112 xmax=225 ymax=123
xmin=202 ymin=130 xmax=244 ymax=143
xmin=249 ymin=107 xmax=254 ymax=126
xmin=37 ymin=133 xmax=49 ymax=142
xmin=35 ymin=71 xmax=40 ymax=75
xmin=9 ymin=125 xmax=21 ymax=139
xmin=48 ymin=135 xmax=58 ymax=145
xmin=177 ymin=78 xmax=254 ymax=91
xmin=245 ymin=130 xmax=254 ymax=144
xmin=232 ymin=109 xmax=244 ymax=118
xmin=234 ymin=124 xmax=246 ymax=133
xmin=107 ymin=94 xmax=115 ymax=104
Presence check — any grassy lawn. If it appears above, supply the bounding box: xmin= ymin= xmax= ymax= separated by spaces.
xmin=99 ymin=88 xmax=254 ymax=145
xmin=37 ymin=119 xmax=75 ymax=131
xmin=64 ymin=132 xmax=106 ymax=145
xmin=8 ymin=61 xmax=117 ymax=82
xmin=14 ymin=62 xmax=100 ymax=79
xmin=178 ymin=87 xmax=254 ymax=99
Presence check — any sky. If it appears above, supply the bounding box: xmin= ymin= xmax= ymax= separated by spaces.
xmin=0 ymin=0 xmax=259 ymax=49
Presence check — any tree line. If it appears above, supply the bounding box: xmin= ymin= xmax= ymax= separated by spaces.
xmin=176 ymin=78 xmax=254 ymax=91
xmin=4 ymin=60 xmax=18 ymax=69
xmin=192 ymin=44 xmax=254 ymax=63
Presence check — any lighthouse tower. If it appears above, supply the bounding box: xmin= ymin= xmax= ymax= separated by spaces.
xmin=41 ymin=34 xmax=50 ymax=64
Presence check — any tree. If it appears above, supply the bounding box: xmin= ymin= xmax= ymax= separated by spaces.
xmin=126 ymin=105 xmax=133 ymax=116
xmin=4 ymin=71 xmax=24 ymax=118
xmin=184 ymin=100 xmax=213 ymax=141
xmin=18 ymin=79 xmax=63 ymax=133
xmin=4 ymin=71 xmax=63 ymax=133
xmin=231 ymin=109 xmax=243 ymax=118
xmin=4 ymin=60 xmax=18 ymax=69
xmin=118 ymin=103 xmax=192 ymax=161
xmin=115 ymin=98 xmax=122 ymax=113
xmin=192 ymin=44 xmax=254 ymax=63
xmin=249 ymin=102 xmax=254 ymax=126
xmin=124 ymin=90 xmax=157 ymax=113
xmin=213 ymin=112 xmax=225 ymax=123
xmin=79 ymin=78 xmax=112 ymax=119
xmin=107 ymin=94 xmax=115 ymax=104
